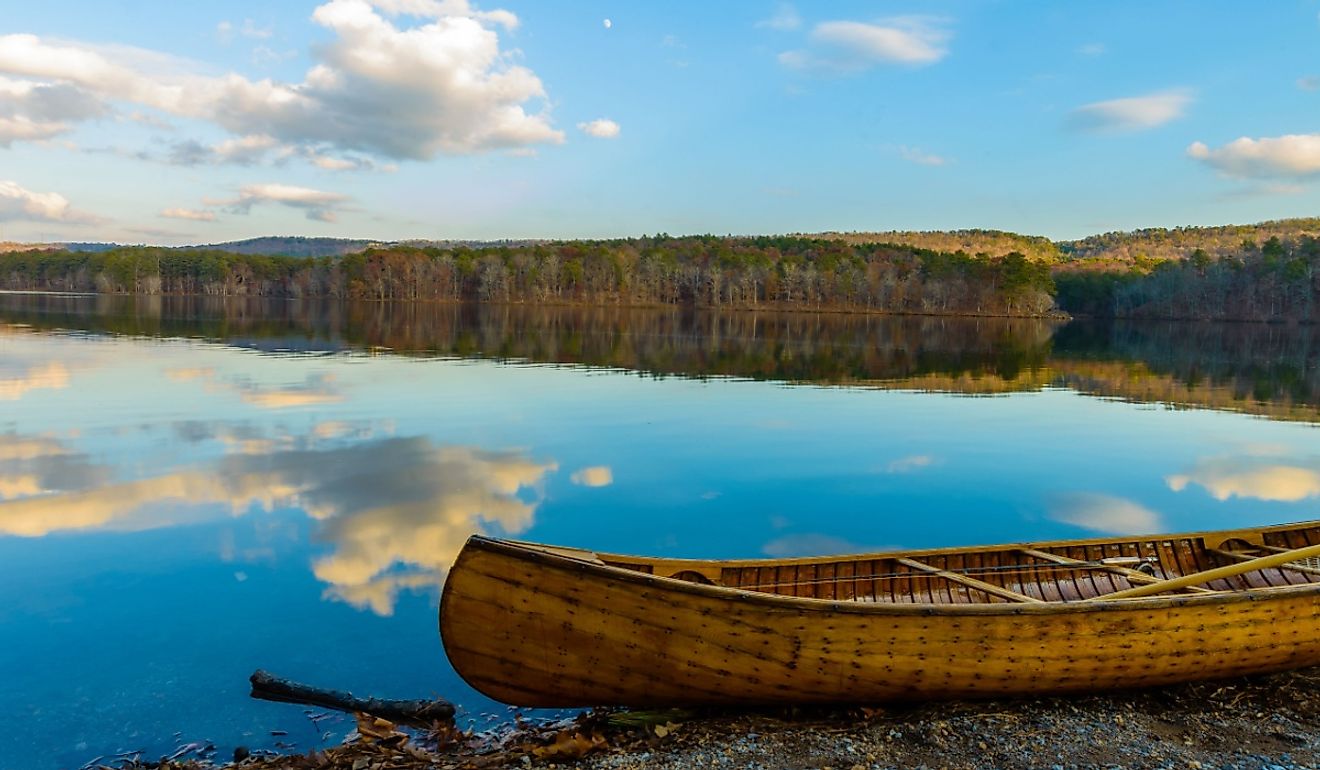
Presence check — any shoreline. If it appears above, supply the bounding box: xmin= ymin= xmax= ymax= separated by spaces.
xmin=101 ymin=667 xmax=1320 ymax=770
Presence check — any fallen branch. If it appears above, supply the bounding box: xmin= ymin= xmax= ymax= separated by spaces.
xmin=249 ymin=669 xmax=455 ymax=727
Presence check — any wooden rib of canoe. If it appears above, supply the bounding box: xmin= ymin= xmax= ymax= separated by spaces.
xmin=439 ymin=519 xmax=1320 ymax=707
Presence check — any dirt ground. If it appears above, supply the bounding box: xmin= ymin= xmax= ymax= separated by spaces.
xmin=99 ymin=667 xmax=1320 ymax=770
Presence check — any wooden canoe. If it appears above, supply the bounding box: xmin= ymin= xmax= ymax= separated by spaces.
xmin=439 ymin=520 xmax=1320 ymax=706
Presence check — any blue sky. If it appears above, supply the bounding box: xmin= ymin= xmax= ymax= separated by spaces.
xmin=0 ymin=0 xmax=1318 ymax=244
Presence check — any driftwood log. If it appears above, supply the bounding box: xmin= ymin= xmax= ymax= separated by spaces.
xmin=249 ymin=669 xmax=455 ymax=726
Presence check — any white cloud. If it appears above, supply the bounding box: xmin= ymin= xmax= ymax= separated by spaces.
xmin=160 ymin=207 xmax=216 ymax=222
xmin=898 ymin=146 xmax=948 ymax=166
xmin=570 ymin=466 xmax=613 ymax=487
xmin=780 ymin=17 xmax=951 ymax=73
xmin=1068 ymin=89 xmax=1191 ymax=132
xmin=1187 ymin=134 xmax=1320 ymax=179
xmin=0 ymin=180 xmax=99 ymax=224
xmin=1296 ymin=76 xmax=1320 ymax=92
xmin=1077 ymin=42 xmax=1105 ymax=56
xmin=0 ymin=0 xmax=564 ymax=161
xmin=218 ymin=18 xmax=275 ymax=44
xmin=757 ymin=3 xmax=801 ymax=31
xmin=240 ymin=19 xmax=274 ymax=40
xmin=0 ymin=76 xmax=106 ymax=145
xmin=1167 ymin=456 xmax=1320 ymax=502
xmin=577 ymin=118 xmax=620 ymax=139
xmin=216 ymin=183 xmax=351 ymax=223
xmin=1048 ymin=492 xmax=1162 ymax=535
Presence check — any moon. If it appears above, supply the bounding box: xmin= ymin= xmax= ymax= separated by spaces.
xmin=603 ymin=18 xmax=612 ymax=29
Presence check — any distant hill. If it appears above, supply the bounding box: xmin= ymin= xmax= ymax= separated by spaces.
xmin=188 ymin=237 xmax=383 ymax=257
xmin=813 ymin=229 xmax=1062 ymax=262
xmin=1060 ymin=218 xmax=1320 ymax=263
xmin=398 ymin=238 xmax=551 ymax=249
xmin=3 ymin=218 xmax=1318 ymax=263
xmin=191 ymin=236 xmax=554 ymax=257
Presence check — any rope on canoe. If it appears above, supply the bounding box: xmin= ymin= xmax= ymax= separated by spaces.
xmin=730 ymin=550 xmax=1320 ymax=593
xmin=732 ymin=557 xmax=1162 ymax=590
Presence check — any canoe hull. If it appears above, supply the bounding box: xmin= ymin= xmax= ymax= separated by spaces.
xmin=440 ymin=536 xmax=1320 ymax=707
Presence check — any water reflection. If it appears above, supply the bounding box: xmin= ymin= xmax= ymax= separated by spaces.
xmin=2 ymin=293 xmax=1319 ymax=423
xmin=0 ymin=431 xmax=558 ymax=616
xmin=4 ymin=293 xmax=1320 ymax=770
xmin=0 ymin=361 xmax=70 ymax=400
xmin=1048 ymin=492 xmax=1164 ymax=535
xmin=1168 ymin=455 xmax=1320 ymax=503
xmin=570 ymin=466 xmax=613 ymax=487
xmin=0 ymin=433 xmax=109 ymax=502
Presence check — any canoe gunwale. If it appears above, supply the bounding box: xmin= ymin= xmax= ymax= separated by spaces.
xmin=498 ymin=519 xmax=1320 ymax=570
xmin=460 ymin=529 xmax=1320 ymax=617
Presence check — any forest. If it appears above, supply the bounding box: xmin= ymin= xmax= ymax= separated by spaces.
xmin=0 ymin=235 xmax=1058 ymax=317
xmin=1055 ymin=235 xmax=1320 ymax=321
xmin=4 ymin=225 xmax=1320 ymax=322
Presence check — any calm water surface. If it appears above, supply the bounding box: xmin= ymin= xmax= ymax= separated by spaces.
xmin=2 ymin=295 xmax=1319 ymax=770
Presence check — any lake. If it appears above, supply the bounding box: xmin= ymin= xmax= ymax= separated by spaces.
xmin=2 ymin=294 xmax=1319 ymax=770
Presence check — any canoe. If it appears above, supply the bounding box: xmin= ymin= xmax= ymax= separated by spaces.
xmin=439 ymin=520 xmax=1320 ymax=707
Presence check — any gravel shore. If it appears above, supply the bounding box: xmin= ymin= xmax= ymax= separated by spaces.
xmin=103 ymin=668 xmax=1320 ymax=770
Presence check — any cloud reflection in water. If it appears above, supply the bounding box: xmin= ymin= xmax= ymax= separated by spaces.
xmin=0 ymin=433 xmax=558 ymax=615
xmin=1048 ymin=492 xmax=1164 ymax=535
xmin=1168 ymin=455 xmax=1320 ymax=502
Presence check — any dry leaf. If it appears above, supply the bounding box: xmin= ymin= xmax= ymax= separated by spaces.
xmin=530 ymin=729 xmax=606 ymax=760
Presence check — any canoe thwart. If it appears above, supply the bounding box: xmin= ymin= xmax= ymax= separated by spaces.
xmin=1019 ymin=548 xmax=1213 ymax=594
xmin=1092 ymin=541 xmax=1320 ymax=601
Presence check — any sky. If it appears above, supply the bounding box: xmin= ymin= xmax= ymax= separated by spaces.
xmin=0 ymin=0 xmax=1318 ymax=244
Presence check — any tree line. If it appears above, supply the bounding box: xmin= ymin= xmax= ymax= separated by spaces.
xmin=1055 ymin=236 xmax=1320 ymax=322
xmin=0 ymin=235 xmax=1058 ymax=317
xmin=6 ymin=231 xmax=1320 ymax=322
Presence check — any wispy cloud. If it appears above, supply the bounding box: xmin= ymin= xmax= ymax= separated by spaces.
xmin=779 ymin=17 xmax=951 ymax=74
xmin=757 ymin=3 xmax=801 ymax=31
xmin=159 ymin=207 xmax=216 ymax=222
xmin=577 ymin=118 xmax=620 ymax=139
xmin=1067 ymin=89 xmax=1192 ymax=133
xmin=166 ymin=134 xmax=281 ymax=167
xmin=1297 ymin=75 xmax=1320 ymax=92
xmin=212 ymin=183 xmax=351 ymax=223
xmin=898 ymin=146 xmax=949 ymax=167
xmin=1188 ymin=134 xmax=1320 ymax=179
xmin=216 ymin=19 xmax=273 ymax=44
xmin=1077 ymin=42 xmax=1105 ymax=56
